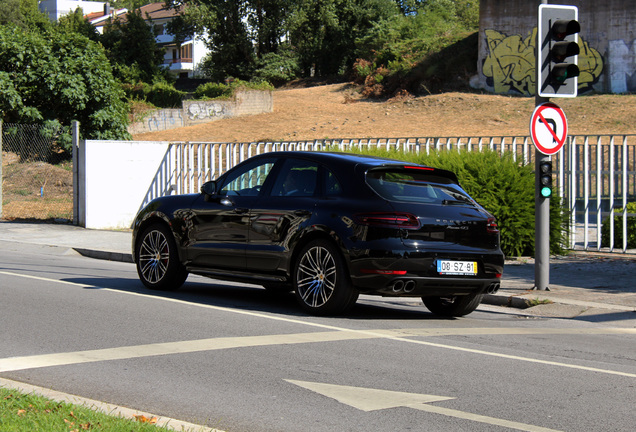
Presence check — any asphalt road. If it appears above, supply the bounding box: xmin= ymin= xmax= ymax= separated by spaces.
xmin=1 ymin=241 xmax=635 ymax=432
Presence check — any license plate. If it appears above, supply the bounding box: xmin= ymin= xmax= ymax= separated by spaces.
xmin=437 ymin=260 xmax=478 ymax=276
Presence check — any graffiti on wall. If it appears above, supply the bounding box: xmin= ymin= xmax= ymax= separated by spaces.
xmin=482 ymin=28 xmax=604 ymax=95
xmin=147 ymin=110 xmax=184 ymax=132
xmin=186 ymin=101 xmax=233 ymax=121
xmin=608 ymin=39 xmax=636 ymax=93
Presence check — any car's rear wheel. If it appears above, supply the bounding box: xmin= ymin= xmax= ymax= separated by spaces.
xmin=422 ymin=293 xmax=483 ymax=317
xmin=136 ymin=223 xmax=188 ymax=291
xmin=293 ymin=239 xmax=358 ymax=315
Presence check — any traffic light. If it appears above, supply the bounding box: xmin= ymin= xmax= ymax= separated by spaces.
xmin=538 ymin=5 xmax=580 ymax=97
xmin=539 ymin=160 xmax=553 ymax=198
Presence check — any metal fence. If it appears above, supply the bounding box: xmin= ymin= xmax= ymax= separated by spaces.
xmin=142 ymin=135 xmax=636 ymax=254
xmin=0 ymin=122 xmax=74 ymax=221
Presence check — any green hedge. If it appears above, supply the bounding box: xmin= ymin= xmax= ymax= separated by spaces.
xmin=193 ymin=79 xmax=274 ymax=100
xmin=601 ymin=202 xmax=636 ymax=248
xmin=123 ymin=82 xmax=185 ymax=108
xmin=348 ymin=148 xmax=568 ymax=257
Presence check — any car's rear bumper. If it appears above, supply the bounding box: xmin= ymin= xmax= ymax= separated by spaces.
xmin=348 ymin=249 xmax=504 ymax=297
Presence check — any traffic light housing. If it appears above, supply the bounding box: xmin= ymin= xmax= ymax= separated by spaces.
xmin=539 ymin=160 xmax=553 ymax=198
xmin=538 ymin=5 xmax=580 ymax=97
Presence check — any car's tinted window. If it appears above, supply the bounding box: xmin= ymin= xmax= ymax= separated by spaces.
xmin=270 ymin=159 xmax=319 ymax=197
xmin=366 ymin=168 xmax=475 ymax=205
xmin=220 ymin=160 xmax=275 ymax=196
xmin=324 ymin=169 xmax=342 ymax=196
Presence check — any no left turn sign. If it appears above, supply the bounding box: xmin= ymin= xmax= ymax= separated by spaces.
xmin=530 ymin=102 xmax=568 ymax=155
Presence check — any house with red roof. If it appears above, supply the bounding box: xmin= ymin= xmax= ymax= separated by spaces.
xmin=39 ymin=1 xmax=209 ymax=78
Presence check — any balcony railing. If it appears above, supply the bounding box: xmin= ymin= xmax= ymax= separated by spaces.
xmin=164 ymin=58 xmax=193 ymax=64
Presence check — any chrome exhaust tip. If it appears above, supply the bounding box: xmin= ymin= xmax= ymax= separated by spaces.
xmin=403 ymin=280 xmax=416 ymax=293
xmin=486 ymin=283 xmax=500 ymax=295
xmin=391 ymin=280 xmax=405 ymax=293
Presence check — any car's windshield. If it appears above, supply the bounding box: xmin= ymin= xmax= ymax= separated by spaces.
xmin=366 ymin=168 xmax=476 ymax=205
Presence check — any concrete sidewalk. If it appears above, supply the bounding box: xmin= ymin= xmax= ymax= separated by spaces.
xmin=1 ymin=221 xmax=635 ymax=318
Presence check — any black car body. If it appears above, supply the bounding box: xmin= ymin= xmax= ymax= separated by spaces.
xmin=132 ymin=151 xmax=504 ymax=316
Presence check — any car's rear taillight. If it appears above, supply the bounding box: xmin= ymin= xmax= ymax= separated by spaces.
xmin=487 ymin=217 xmax=499 ymax=234
xmin=354 ymin=213 xmax=420 ymax=229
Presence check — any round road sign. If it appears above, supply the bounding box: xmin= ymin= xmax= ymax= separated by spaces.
xmin=530 ymin=102 xmax=568 ymax=155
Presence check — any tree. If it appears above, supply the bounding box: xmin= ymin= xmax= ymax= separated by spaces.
xmin=287 ymin=0 xmax=398 ymax=77
xmin=0 ymin=0 xmax=51 ymax=31
xmin=56 ymin=7 xmax=100 ymax=42
xmin=0 ymin=25 xmax=130 ymax=146
xmin=101 ymin=9 xmax=166 ymax=83
xmin=166 ymin=0 xmax=256 ymax=81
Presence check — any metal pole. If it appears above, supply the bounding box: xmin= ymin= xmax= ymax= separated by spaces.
xmin=534 ymin=0 xmax=550 ymax=290
xmin=0 ymin=120 xmax=3 ymax=220
xmin=72 ymin=120 xmax=79 ymax=226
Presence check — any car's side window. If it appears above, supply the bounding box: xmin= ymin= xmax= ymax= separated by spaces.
xmin=220 ymin=160 xmax=275 ymax=196
xmin=270 ymin=159 xmax=319 ymax=197
xmin=324 ymin=169 xmax=342 ymax=196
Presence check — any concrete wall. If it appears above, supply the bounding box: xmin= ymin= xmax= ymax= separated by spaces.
xmin=79 ymin=140 xmax=171 ymax=229
xmin=476 ymin=0 xmax=636 ymax=95
xmin=129 ymin=90 xmax=273 ymax=135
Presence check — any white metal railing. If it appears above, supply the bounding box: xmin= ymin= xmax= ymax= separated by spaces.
xmin=142 ymin=135 xmax=636 ymax=254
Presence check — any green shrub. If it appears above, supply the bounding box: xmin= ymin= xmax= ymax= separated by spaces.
xmin=144 ymin=82 xmax=185 ymax=108
xmin=123 ymin=81 xmax=185 ymax=108
xmin=193 ymin=79 xmax=274 ymax=100
xmin=194 ymin=82 xmax=233 ymax=100
xmin=601 ymin=202 xmax=636 ymax=248
xmin=346 ymin=148 xmax=568 ymax=257
xmin=254 ymin=48 xmax=300 ymax=87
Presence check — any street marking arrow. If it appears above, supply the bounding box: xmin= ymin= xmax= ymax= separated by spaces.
xmin=285 ymin=379 xmax=454 ymax=411
xmin=286 ymin=380 xmax=562 ymax=432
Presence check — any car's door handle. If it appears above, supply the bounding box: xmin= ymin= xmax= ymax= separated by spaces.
xmin=294 ymin=210 xmax=311 ymax=217
xmin=234 ymin=208 xmax=249 ymax=214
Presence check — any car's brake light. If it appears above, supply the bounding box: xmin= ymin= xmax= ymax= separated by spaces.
xmin=354 ymin=213 xmax=420 ymax=229
xmin=404 ymin=165 xmax=434 ymax=171
xmin=487 ymin=217 xmax=499 ymax=234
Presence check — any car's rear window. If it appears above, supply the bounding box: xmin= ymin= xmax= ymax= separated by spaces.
xmin=366 ymin=168 xmax=476 ymax=205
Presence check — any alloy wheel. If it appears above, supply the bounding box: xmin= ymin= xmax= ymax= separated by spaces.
xmin=296 ymin=246 xmax=337 ymax=309
xmin=138 ymin=229 xmax=170 ymax=284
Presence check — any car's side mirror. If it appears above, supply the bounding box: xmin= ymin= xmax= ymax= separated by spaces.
xmin=201 ymin=180 xmax=217 ymax=196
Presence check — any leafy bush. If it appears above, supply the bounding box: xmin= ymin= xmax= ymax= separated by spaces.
xmin=123 ymin=82 xmax=185 ymax=108
xmin=354 ymin=0 xmax=479 ymax=97
xmin=346 ymin=148 xmax=568 ymax=257
xmin=144 ymin=82 xmax=186 ymax=108
xmin=0 ymin=25 xmax=130 ymax=150
xmin=601 ymin=202 xmax=636 ymax=248
xmin=254 ymin=47 xmax=301 ymax=86
xmin=193 ymin=79 xmax=274 ymax=100
xmin=194 ymin=82 xmax=233 ymax=100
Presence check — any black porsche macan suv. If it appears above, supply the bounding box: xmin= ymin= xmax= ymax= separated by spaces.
xmin=132 ymin=151 xmax=504 ymax=316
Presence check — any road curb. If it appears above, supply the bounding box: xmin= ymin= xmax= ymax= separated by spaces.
xmin=73 ymin=248 xmax=133 ymax=263
xmin=483 ymin=294 xmax=532 ymax=309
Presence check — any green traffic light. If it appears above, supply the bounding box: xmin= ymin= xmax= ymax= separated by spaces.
xmin=541 ymin=187 xmax=552 ymax=198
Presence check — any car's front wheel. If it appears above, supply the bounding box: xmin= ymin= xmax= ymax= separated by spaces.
xmin=293 ymin=239 xmax=358 ymax=315
xmin=422 ymin=293 xmax=483 ymax=317
xmin=136 ymin=223 xmax=188 ymax=291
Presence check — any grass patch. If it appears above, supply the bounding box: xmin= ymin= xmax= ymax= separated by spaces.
xmin=526 ymin=298 xmax=554 ymax=307
xmin=0 ymin=388 xmax=174 ymax=431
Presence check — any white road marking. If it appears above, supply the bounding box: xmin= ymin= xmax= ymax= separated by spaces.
xmin=1 ymin=270 xmax=636 ymax=378
xmin=0 ymin=331 xmax=377 ymax=373
xmin=287 ymin=380 xmax=562 ymax=432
